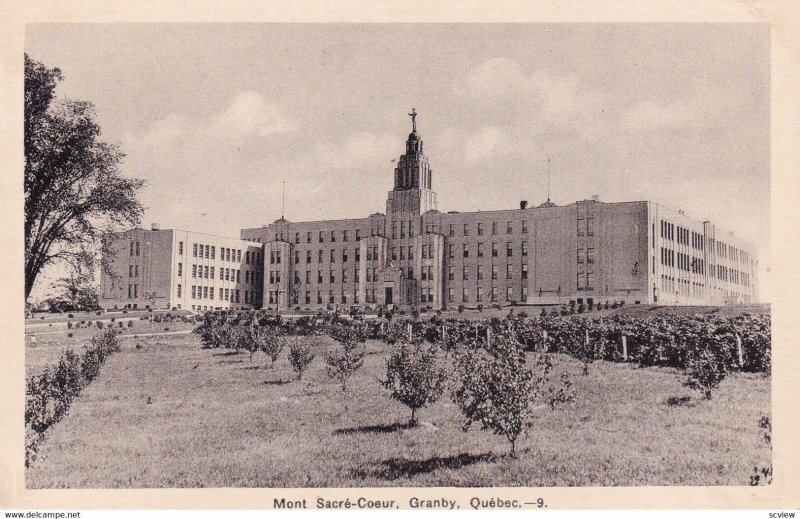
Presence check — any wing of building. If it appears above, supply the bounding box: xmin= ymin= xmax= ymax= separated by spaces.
xmin=100 ymin=114 xmax=758 ymax=312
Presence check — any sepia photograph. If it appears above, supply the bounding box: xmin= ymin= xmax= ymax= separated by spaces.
xmin=5 ymin=12 xmax=792 ymax=509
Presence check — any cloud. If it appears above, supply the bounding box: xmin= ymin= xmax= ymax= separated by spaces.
xmin=463 ymin=57 xmax=599 ymax=125
xmin=292 ymin=131 xmax=399 ymax=173
xmin=464 ymin=125 xmax=511 ymax=163
xmin=210 ymin=91 xmax=295 ymax=138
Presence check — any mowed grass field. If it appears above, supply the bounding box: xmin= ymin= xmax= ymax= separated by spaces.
xmin=26 ymin=333 xmax=770 ymax=488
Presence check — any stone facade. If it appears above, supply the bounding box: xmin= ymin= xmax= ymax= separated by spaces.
xmin=101 ymin=115 xmax=759 ymax=312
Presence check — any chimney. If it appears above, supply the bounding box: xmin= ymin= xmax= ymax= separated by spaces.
xmin=520 ymin=200 xmax=528 ymax=210
xmin=591 ymin=195 xmax=600 ymax=202
xmin=151 ymin=223 xmax=160 ymax=231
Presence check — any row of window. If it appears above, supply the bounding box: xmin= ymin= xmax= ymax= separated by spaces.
xmin=448 ymin=241 xmax=525 ymax=259
xmin=190 ymin=243 xmax=243 ymax=262
xmin=448 ymin=263 xmax=529 ymax=281
xmin=189 ymin=284 xmax=241 ymax=303
xmin=447 ymin=286 xmax=528 ymax=303
xmin=189 ymin=264 xmax=251 ymax=284
xmin=576 ymin=217 xmax=596 ymax=237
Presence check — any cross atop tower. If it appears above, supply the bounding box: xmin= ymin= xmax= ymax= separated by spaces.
xmin=408 ymin=108 xmax=417 ymax=131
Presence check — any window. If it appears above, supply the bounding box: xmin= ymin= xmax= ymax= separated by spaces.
xmin=192 ymin=265 xmax=197 ymax=278
xmin=587 ymin=217 xmax=595 ymax=236
xmin=356 ymin=229 xmax=361 ymax=241
xmin=463 ymin=244 xmax=469 ymax=258
xmin=179 ymin=241 xmax=184 ymax=255
xmin=521 ymin=241 xmax=528 ymax=256
xmin=478 ymin=223 xmax=484 ymax=236
xmin=449 ymin=224 xmax=455 ymax=237
xmin=192 ymin=243 xmax=197 ymax=257
xmin=178 ymin=263 xmax=182 ymax=276
xmin=342 ymin=249 xmax=348 ymax=262
xmin=463 ymin=223 xmax=469 ymax=236
xmin=318 ymin=231 xmax=324 ymax=243
xmin=210 ymin=246 xmax=215 ymax=259
xmin=330 ymin=249 xmax=336 ymax=263
xmin=477 ymin=265 xmax=484 ymax=280
xmin=400 ymin=247 xmax=405 ymax=260
xmin=392 ymin=247 xmax=397 ymax=261
xmin=506 ymin=242 xmax=513 ymax=257
xmin=400 ymin=221 xmax=406 ymax=238
xmin=129 ymin=265 xmax=134 ymax=278
xmin=492 ymin=242 xmax=498 ymax=257
xmin=522 ymin=220 xmax=527 ymax=233
xmin=294 ymin=251 xmax=299 ymax=264
xmin=134 ymin=265 xmax=139 ymax=277
xmin=522 ymin=263 xmax=528 ymax=279
xmin=204 ymin=266 xmax=209 ymax=278
xmin=355 ymin=267 xmax=360 ymax=282
xmin=392 ymin=222 xmax=398 ymax=239
xmin=507 ymin=221 xmax=513 ymax=234
xmin=492 ymin=264 xmax=498 ymax=280
xmin=136 ymin=242 xmax=140 ymax=256
xmin=408 ymin=246 xmax=413 ymax=260
xmin=210 ymin=267 xmax=214 ymax=279
xmin=448 ymin=244 xmax=454 ymax=259
xmin=204 ymin=245 xmax=209 ymax=259
xmin=492 ymin=222 xmax=498 ymax=235
xmin=330 ymin=270 xmax=335 ymax=283
xmin=318 ymin=270 xmax=323 ymax=283
xmin=219 ymin=268 xmax=224 ymax=280
xmin=586 ymin=272 xmax=595 ymax=290
xmin=331 ymin=230 xmax=336 ymax=242
xmin=587 ymin=248 xmax=595 ymax=264
xmin=507 ymin=264 xmax=513 ymax=279
xmin=355 ymin=247 xmax=360 ymax=261
xmin=577 ymin=248 xmax=584 ymax=263
xmin=477 ymin=287 xmax=484 ymax=302
xmin=448 ymin=288 xmax=454 ymax=302
xmin=130 ymin=242 xmax=135 ymax=257
xmin=343 ymin=230 xmax=348 ymax=242
xmin=307 ymin=232 xmax=312 ymax=244
xmin=448 ymin=266 xmax=454 ymax=280
xmin=507 ymin=287 xmax=513 ymax=300
xmin=463 ymin=266 xmax=469 ymax=280
xmin=462 ymin=287 xmax=469 ymax=302
xmin=477 ymin=243 xmax=484 ymax=258
xmin=318 ymin=250 xmax=324 ymax=263
xmin=491 ymin=286 xmax=498 ymax=302
xmin=422 ymin=245 xmax=428 ymax=259
xmin=191 ymin=286 xmax=195 ymax=299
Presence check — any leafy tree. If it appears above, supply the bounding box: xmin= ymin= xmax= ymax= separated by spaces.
xmin=453 ymin=334 xmax=572 ymax=456
xmin=381 ymin=343 xmax=447 ymax=425
xmin=324 ymin=323 xmax=366 ymax=393
xmin=683 ymin=345 xmax=729 ymax=399
xmin=257 ymin=328 xmax=284 ymax=368
xmin=47 ymin=267 xmax=100 ymax=312
xmin=288 ymin=338 xmax=316 ymax=380
xmin=24 ymin=54 xmax=145 ymax=302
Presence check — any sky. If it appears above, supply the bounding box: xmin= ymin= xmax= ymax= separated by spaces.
xmin=25 ymin=23 xmax=770 ymax=300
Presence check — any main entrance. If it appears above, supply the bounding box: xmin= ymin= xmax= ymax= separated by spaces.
xmin=385 ymin=287 xmax=393 ymax=305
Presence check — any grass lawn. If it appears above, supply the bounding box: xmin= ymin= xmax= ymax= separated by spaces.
xmin=25 ymin=333 xmax=771 ymax=488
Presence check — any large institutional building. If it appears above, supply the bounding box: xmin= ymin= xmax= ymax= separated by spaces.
xmin=100 ymin=113 xmax=758 ymax=312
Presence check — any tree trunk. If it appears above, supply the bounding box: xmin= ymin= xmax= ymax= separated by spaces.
xmin=410 ymin=407 xmax=417 ymax=426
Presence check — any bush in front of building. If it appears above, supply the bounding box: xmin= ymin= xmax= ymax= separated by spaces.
xmin=381 ymin=342 xmax=447 ymax=426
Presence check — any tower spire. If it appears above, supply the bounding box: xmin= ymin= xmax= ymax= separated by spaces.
xmin=408 ymin=108 xmax=417 ymax=132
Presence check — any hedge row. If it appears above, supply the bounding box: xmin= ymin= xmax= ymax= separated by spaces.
xmin=25 ymin=329 xmax=122 ymax=467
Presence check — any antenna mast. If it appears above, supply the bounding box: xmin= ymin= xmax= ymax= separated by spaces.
xmin=281 ymin=180 xmax=285 ymax=219
xmin=547 ymin=158 xmax=551 ymax=203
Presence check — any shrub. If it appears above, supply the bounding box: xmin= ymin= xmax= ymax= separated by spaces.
xmin=477 ymin=304 xmax=484 ymax=313
xmin=457 ymin=305 xmax=465 ymax=314
xmin=288 ymin=338 xmax=316 ymax=381
xmin=453 ymin=335 xmax=573 ymax=455
xmin=325 ymin=323 xmax=366 ymax=394
xmin=67 ymin=332 xmax=73 ymax=338
xmin=97 ymin=321 xmax=104 ymax=329
xmin=683 ymin=344 xmax=729 ymax=399
xmin=750 ymin=415 xmax=773 ymax=486
xmin=127 ymin=320 xmax=133 ymax=328
xmin=381 ymin=343 xmax=447 ymax=425
xmin=67 ymin=314 xmax=74 ymax=318
xmin=67 ymin=322 xmax=73 ymax=329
